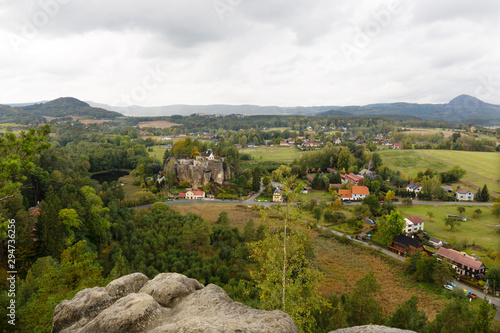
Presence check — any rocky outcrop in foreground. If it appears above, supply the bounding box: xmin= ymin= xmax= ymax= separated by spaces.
xmin=52 ymin=272 xmax=298 ymax=333
xmin=331 ymin=326 xmax=416 ymax=333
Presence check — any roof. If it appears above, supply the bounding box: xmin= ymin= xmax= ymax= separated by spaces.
xmin=406 ymin=216 xmax=424 ymax=225
xmin=306 ymin=175 xmax=314 ymax=182
xmin=392 ymin=234 xmax=423 ymax=248
xmin=191 ymin=190 xmax=205 ymax=195
xmin=406 ymin=182 xmax=422 ymax=190
xmin=338 ymin=189 xmax=352 ymax=198
xmin=342 ymin=173 xmax=363 ymax=182
xmin=274 ymin=188 xmax=281 ymax=194
xmin=352 ymin=186 xmax=369 ymax=195
xmin=456 ymin=188 xmax=472 ymax=194
xmin=437 ymin=247 xmax=484 ymax=270
xmin=329 ymin=183 xmax=342 ymax=189
xmin=178 ymin=192 xmax=186 ymax=198
xmin=429 ymin=237 xmax=442 ymax=243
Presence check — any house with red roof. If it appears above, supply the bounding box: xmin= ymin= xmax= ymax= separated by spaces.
xmin=436 ymin=247 xmax=486 ymax=279
xmin=338 ymin=186 xmax=370 ymax=201
xmin=455 ymin=188 xmax=474 ymax=201
xmin=186 ymin=190 xmax=205 ymax=200
xmin=404 ymin=216 xmax=424 ymax=234
xmin=341 ymin=173 xmax=364 ymax=185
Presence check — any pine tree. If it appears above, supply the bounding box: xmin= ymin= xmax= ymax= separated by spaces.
xmin=481 ymin=184 xmax=490 ymax=202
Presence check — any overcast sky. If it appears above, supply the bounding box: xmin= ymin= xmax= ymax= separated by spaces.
xmin=1 ymin=0 xmax=499 ymax=107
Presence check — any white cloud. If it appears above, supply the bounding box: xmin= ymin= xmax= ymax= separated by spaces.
xmin=0 ymin=0 xmax=499 ymax=106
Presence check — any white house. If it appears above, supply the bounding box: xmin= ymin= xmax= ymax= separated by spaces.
xmin=429 ymin=237 xmax=443 ymax=248
xmin=334 ymin=138 xmax=341 ymax=145
xmin=455 ymin=188 xmax=474 ymax=201
xmin=404 ymin=216 xmax=424 ymax=234
xmin=406 ymin=182 xmax=422 ymax=193
xmin=185 ymin=190 xmax=205 ymax=200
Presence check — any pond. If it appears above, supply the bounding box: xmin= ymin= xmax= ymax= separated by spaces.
xmin=91 ymin=170 xmax=129 ymax=184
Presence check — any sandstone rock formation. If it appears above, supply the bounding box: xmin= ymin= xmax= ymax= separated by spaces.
xmin=330 ymin=326 xmax=416 ymax=333
xmin=52 ymin=272 xmax=298 ymax=333
xmin=165 ymin=157 xmax=229 ymax=189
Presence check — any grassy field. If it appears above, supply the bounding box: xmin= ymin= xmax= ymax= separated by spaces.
xmin=117 ymin=173 xmax=142 ymax=197
xmin=239 ymin=146 xmax=309 ymax=163
xmin=168 ymin=202 xmax=448 ymax=320
xmin=313 ymin=235 xmax=446 ymax=320
xmin=149 ymin=145 xmax=167 ymax=161
xmin=398 ymin=204 xmax=500 ymax=269
xmin=0 ymin=123 xmax=27 ymax=134
xmin=137 ymin=120 xmax=181 ymax=128
xmin=378 ymin=150 xmax=500 ymax=193
xmin=170 ymin=203 xmax=260 ymax=231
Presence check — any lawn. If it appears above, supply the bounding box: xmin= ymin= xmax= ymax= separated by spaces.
xmin=377 ymin=150 xmax=500 ymax=193
xmin=397 ymin=204 xmax=500 ymax=253
xmin=117 ymin=174 xmax=142 ymax=197
xmin=239 ymin=146 xmax=309 ymax=163
xmin=170 ymin=203 xmax=260 ymax=231
xmin=149 ymin=145 xmax=167 ymax=161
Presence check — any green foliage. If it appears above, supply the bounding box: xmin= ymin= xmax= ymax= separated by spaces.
xmin=362 ymin=194 xmax=380 ymax=215
xmin=388 ymin=296 xmax=427 ymax=332
xmin=343 ymin=271 xmax=385 ymax=326
xmin=425 ymin=298 xmax=477 ymax=333
xmin=0 ymin=125 xmax=50 ymax=201
xmin=216 ymin=211 xmax=230 ymax=226
xmin=445 ymin=216 xmax=460 ymax=231
xmin=378 ymin=211 xmax=405 ymax=245
xmin=249 ymin=206 xmax=327 ymax=333
xmin=18 ymin=241 xmax=104 ymax=332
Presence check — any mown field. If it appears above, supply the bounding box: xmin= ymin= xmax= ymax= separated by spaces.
xmin=398 ymin=204 xmax=500 ymax=269
xmin=378 ymin=150 xmax=500 ymax=193
xmin=239 ymin=146 xmax=309 ymax=163
xmin=137 ymin=120 xmax=180 ymax=128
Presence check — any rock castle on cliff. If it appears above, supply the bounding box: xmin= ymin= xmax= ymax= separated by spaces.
xmin=164 ymin=149 xmax=230 ymax=189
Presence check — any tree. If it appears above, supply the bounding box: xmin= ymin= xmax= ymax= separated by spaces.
xmin=313 ymin=207 xmax=323 ymax=222
xmin=421 ymin=175 xmax=441 ymax=198
xmin=493 ymin=197 xmax=500 ymax=217
xmin=432 ymin=258 xmax=454 ymax=287
xmin=484 ymin=268 xmax=500 ymax=294
xmin=249 ymin=204 xmax=327 ymax=332
xmin=387 ymin=296 xmax=427 ymax=332
xmin=445 ymin=216 xmax=460 ymax=231
xmin=402 ymin=198 xmax=413 ymax=206
xmin=472 ymin=209 xmax=482 ymax=219
xmin=385 ymin=190 xmax=396 ymax=201
xmin=426 ymin=211 xmax=434 ymax=222
xmin=456 ymin=206 xmax=465 ymax=215
xmin=243 ymin=219 xmax=255 ymax=242
xmin=337 ymin=148 xmax=354 ymax=172
xmin=262 ymin=176 xmax=271 ymax=186
xmin=252 ymin=168 xmax=261 ymax=192
xmin=472 ymin=298 xmax=494 ymax=333
xmin=362 ymin=194 xmax=380 ymax=215
xmin=426 ymin=298 xmax=476 ymax=332
xmin=344 ymin=271 xmax=384 ymax=326
xmin=0 ymin=125 xmax=50 ymax=202
xmin=481 ymin=184 xmax=490 ymax=202
xmin=370 ymin=180 xmax=380 ymax=194
xmin=216 ymin=211 xmax=230 ymax=226
xmin=378 ymin=211 xmax=405 ymax=245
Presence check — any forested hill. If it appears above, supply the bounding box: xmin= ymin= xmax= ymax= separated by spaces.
xmin=0 ymin=97 xmax=123 ymax=123
xmin=319 ymin=95 xmax=500 ymax=125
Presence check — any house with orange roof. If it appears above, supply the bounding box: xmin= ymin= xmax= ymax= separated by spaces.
xmin=186 ymin=190 xmax=205 ymax=200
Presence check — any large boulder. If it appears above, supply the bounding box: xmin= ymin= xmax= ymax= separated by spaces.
xmin=52 ymin=272 xmax=298 ymax=333
xmin=330 ymin=326 xmax=416 ymax=333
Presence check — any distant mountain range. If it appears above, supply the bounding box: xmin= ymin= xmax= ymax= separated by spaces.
xmin=85 ymin=102 xmax=338 ymax=117
xmin=318 ymin=95 xmax=500 ymax=125
xmin=3 ymin=95 xmax=500 ymax=125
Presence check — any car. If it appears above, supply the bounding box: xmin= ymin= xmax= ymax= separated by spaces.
xmin=344 ymin=201 xmax=352 ymax=204
xmin=446 ymin=281 xmax=456 ymax=287
xmin=443 ymin=285 xmax=454 ymax=291
xmin=379 ymin=200 xmax=384 ymax=203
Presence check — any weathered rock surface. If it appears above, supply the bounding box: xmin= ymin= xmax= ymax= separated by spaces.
xmin=52 ymin=272 xmax=298 ymax=333
xmin=165 ymin=158 xmax=230 ymax=189
xmin=330 ymin=325 xmax=416 ymax=333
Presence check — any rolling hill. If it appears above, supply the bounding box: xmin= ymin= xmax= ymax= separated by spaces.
xmin=319 ymin=95 xmax=500 ymax=125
